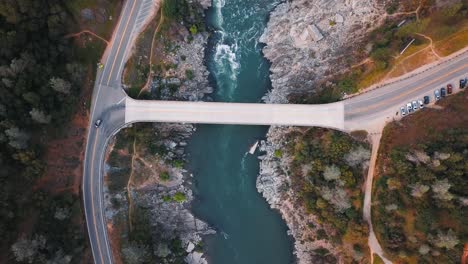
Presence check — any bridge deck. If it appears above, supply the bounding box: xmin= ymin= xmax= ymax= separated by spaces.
xmin=125 ymin=98 xmax=345 ymax=130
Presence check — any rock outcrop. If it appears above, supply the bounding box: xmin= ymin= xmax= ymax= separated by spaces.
xmin=153 ymin=32 xmax=213 ymax=101
xmin=260 ymin=0 xmax=383 ymax=103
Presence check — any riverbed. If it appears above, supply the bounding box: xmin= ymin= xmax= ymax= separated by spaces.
xmin=186 ymin=0 xmax=293 ymax=263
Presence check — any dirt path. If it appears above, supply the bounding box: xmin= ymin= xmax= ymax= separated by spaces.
xmin=65 ymin=30 xmax=110 ymax=44
xmin=364 ymin=132 xmax=392 ymax=264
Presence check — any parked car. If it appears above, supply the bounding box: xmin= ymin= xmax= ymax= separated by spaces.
xmin=424 ymin=96 xmax=430 ymax=104
xmin=447 ymin=84 xmax=453 ymax=94
xmin=407 ymin=102 xmax=413 ymax=113
xmin=400 ymin=106 xmax=407 ymax=116
xmin=460 ymin=78 xmax=466 ymax=89
xmin=95 ymin=119 xmax=102 ymax=128
xmin=418 ymin=99 xmax=424 ymax=109
xmin=412 ymin=101 xmax=418 ymax=110
xmin=441 ymin=87 xmax=446 ymax=97
xmin=434 ymin=89 xmax=440 ymax=100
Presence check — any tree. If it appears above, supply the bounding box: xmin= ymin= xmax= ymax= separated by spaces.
xmin=410 ymin=182 xmax=429 ymax=198
xmin=431 ymin=179 xmax=453 ymax=201
xmin=11 ymin=235 xmax=46 ymax=263
xmin=4 ymin=127 xmax=29 ymax=149
xmin=430 ymin=229 xmax=459 ymax=249
xmin=418 ymin=244 xmax=430 ymax=255
xmin=323 ymin=164 xmax=341 ymax=181
xmin=162 ymin=0 xmax=179 ymax=19
xmin=49 ymin=77 xmax=71 ymax=94
xmin=54 ymin=207 xmax=70 ymax=221
xmin=386 ymin=177 xmax=401 ymax=190
xmin=30 ymin=108 xmax=51 ymax=124
xmin=345 ymin=146 xmax=370 ymax=167
xmin=122 ymin=242 xmax=151 ymax=264
xmin=321 ymin=186 xmax=351 ymax=212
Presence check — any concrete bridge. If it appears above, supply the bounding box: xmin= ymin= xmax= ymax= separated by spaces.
xmin=125 ymin=98 xmax=345 ymax=129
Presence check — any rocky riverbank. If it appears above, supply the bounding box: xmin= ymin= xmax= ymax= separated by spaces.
xmin=257 ymin=127 xmax=337 ymax=263
xmin=104 ymin=1 xmax=215 ymax=263
xmin=258 ymin=0 xmax=387 ymax=263
xmin=260 ymin=0 xmax=383 ymax=103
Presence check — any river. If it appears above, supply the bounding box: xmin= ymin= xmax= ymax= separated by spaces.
xmin=186 ymin=0 xmax=293 ymax=263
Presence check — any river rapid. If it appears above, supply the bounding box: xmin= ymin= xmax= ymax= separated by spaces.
xmin=186 ymin=0 xmax=293 ymax=263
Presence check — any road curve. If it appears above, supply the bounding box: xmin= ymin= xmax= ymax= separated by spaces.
xmin=82 ymin=0 xmax=154 ymax=263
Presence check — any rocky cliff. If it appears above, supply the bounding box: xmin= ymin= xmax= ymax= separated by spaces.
xmin=260 ymin=0 xmax=383 ymax=103
xmin=258 ymin=0 xmax=387 ymax=263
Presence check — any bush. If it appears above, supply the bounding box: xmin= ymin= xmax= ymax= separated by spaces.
xmin=172 ymin=159 xmax=184 ymax=169
xmin=337 ymin=78 xmax=358 ymax=93
xmin=189 ymin=25 xmax=198 ymax=35
xmin=173 ymin=192 xmax=186 ymax=203
xmin=127 ymin=86 xmax=141 ymax=99
xmin=274 ymin=149 xmax=283 ymax=158
xmin=314 ymin=247 xmax=330 ymax=256
xmin=159 ymin=171 xmax=170 ymax=181
xmin=185 ymin=69 xmax=194 ymax=80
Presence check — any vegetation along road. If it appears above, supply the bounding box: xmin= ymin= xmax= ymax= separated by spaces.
xmin=83 ymin=0 xmax=468 ymax=263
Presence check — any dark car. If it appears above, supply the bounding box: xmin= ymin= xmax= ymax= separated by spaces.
xmin=95 ymin=119 xmax=102 ymax=128
xmin=461 ymin=78 xmax=466 ymax=89
xmin=423 ymin=96 xmax=430 ymax=104
xmin=447 ymin=84 xmax=453 ymax=94
xmin=440 ymin=87 xmax=446 ymax=97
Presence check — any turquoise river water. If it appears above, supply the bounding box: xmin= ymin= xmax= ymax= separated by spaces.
xmin=187 ymin=0 xmax=294 ymax=263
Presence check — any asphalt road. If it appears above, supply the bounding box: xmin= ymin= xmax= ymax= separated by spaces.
xmin=82 ymin=0 xmax=152 ymax=263
xmin=82 ymin=0 xmax=468 ymax=262
xmin=344 ymin=51 xmax=468 ymax=131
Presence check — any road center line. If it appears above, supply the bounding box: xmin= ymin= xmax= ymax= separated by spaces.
xmin=346 ymin=64 xmax=467 ymax=115
xmin=106 ymin=0 xmax=138 ymax=86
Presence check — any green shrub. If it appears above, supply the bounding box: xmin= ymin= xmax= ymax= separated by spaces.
xmin=314 ymin=247 xmax=330 ymax=256
xmin=189 ymin=25 xmax=198 ymax=35
xmin=173 ymin=192 xmax=186 ymax=203
xmin=172 ymin=159 xmax=184 ymax=169
xmin=127 ymin=86 xmax=141 ymax=99
xmin=160 ymin=171 xmax=170 ymax=181
xmin=185 ymin=69 xmax=194 ymax=80
xmin=274 ymin=149 xmax=283 ymax=158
